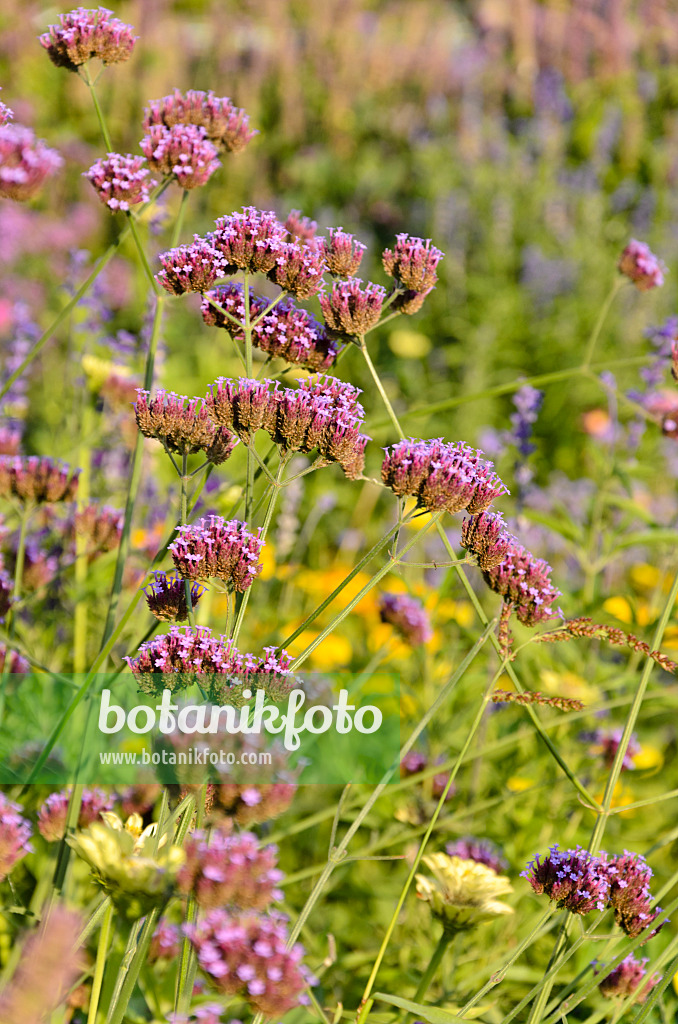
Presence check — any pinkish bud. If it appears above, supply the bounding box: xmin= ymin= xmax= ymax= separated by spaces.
xmin=618 ymin=239 xmax=665 ymax=291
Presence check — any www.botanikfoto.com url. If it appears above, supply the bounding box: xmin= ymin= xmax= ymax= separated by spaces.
xmin=99 ymin=749 xmax=274 ymax=766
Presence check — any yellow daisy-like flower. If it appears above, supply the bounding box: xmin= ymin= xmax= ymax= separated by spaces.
xmin=68 ymin=812 xmax=185 ymax=919
xmin=415 ymin=853 xmax=513 ymax=934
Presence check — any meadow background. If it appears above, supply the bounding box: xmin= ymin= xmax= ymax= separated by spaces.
xmin=1 ymin=1 xmax=678 ymax=1022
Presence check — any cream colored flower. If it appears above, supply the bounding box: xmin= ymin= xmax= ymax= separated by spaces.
xmin=416 ymin=853 xmax=513 ymax=933
xmin=68 ymin=812 xmax=185 ymax=919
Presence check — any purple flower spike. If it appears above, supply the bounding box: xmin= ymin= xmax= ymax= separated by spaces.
xmin=445 ymin=837 xmax=509 ymax=875
xmin=212 ymin=207 xmax=287 ymax=274
xmin=596 ymin=954 xmax=661 ymax=1003
xmin=522 ymin=844 xmax=610 ymax=915
xmin=460 ymin=511 xmax=510 ymax=569
xmin=0 ymin=792 xmax=33 ymax=880
xmin=179 ymin=824 xmax=284 ymax=910
xmin=39 ymin=7 xmax=137 ymax=71
xmin=140 ymin=124 xmax=220 ymax=189
xmin=319 ymin=278 xmax=386 ymax=335
xmin=144 ymin=571 xmax=206 ymax=623
xmin=321 ymin=228 xmax=366 ymax=277
xmin=157 ymin=238 xmax=229 ymax=295
xmin=606 ymin=851 xmax=666 ymax=940
xmin=618 ymin=239 xmax=665 ymax=291
xmin=378 ymin=592 xmax=432 ymax=646
xmin=169 ymin=516 xmax=265 ymax=592
xmin=481 ymin=536 xmax=560 ymax=626
xmin=143 ymin=90 xmax=256 ymax=154
xmin=85 ymin=153 xmax=154 ymax=212
xmin=0 ymin=126 xmax=62 ymax=202
xmin=268 ymin=239 xmax=327 ymax=299
xmin=382 ymin=233 xmax=444 ymax=292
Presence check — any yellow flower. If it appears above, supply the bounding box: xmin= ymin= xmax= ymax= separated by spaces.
xmin=388 ymin=329 xmax=431 ymax=359
xmin=68 ymin=812 xmax=185 ymax=919
xmin=82 ymin=354 xmax=131 ymax=391
xmin=632 ymin=743 xmax=664 ymax=772
xmin=415 ymin=853 xmax=513 ymax=934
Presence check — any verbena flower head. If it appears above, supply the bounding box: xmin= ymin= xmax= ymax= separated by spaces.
xmin=37 ymin=786 xmax=113 ymax=841
xmin=125 ymin=626 xmax=293 ymax=698
xmin=580 ymin=728 xmax=640 ymax=771
xmin=521 ymin=845 xmax=610 ymax=914
xmin=178 ymin=825 xmax=284 ymax=910
xmin=140 ymin=124 xmax=220 ymax=189
xmin=378 ymin=592 xmax=432 ymax=645
xmin=391 ymin=288 xmax=433 ymax=315
xmin=85 ymin=153 xmax=154 ymax=211
xmin=285 ymin=209 xmax=317 ymax=242
xmin=213 ymin=780 xmax=297 ymax=826
xmin=144 ymin=571 xmax=206 ymax=623
xmin=0 ymin=644 xmax=30 ymax=674
xmin=416 ymin=853 xmax=513 ymax=934
xmin=445 ymin=838 xmax=509 ymax=875
xmin=39 ymin=7 xmax=137 ymax=71
xmin=606 ymin=851 xmax=665 ymax=940
xmin=185 ymin=908 xmax=312 ymax=1016
xmin=202 ymin=283 xmax=340 ymax=371
xmin=322 ymin=227 xmax=366 ymax=277
xmin=481 ymin=536 xmax=560 ymax=626
xmin=268 ymin=239 xmax=327 ymax=299
xmin=67 ymin=811 xmax=185 ymax=919
xmin=319 ymin=277 xmax=386 ymax=335
xmin=170 ymin=516 xmax=265 ymax=591
xmin=135 ymin=389 xmax=238 ymax=463
xmin=157 ymin=237 xmax=229 ymax=295
xmin=618 ymin=239 xmax=665 ymax=291
xmin=382 ymin=233 xmax=444 ymax=291
xmin=381 ymin=438 xmax=508 ymax=515
xmin=596 ymin=954 xmax=661 ymax=1003
xmin=0 ymin=125 xmax=62 ymax=202
xmin=74 ymin=504 xmax=122 ymax=556
xmin=143 ymin=90 xmax=257 ymax=153
xmin=460 ymin=511 xmax=511 ymax=569
xmin=0 ymin=792 xmax=33 ymax=881
xmin=149 ymin=917 xmax=182 ymax=961
xmin=212 ymin=207 xmax=287 ymax=274
xmin=0 ymin=456 xmax=79 ymax=503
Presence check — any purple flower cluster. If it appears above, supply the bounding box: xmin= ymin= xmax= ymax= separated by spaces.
xmin=522 ymin=844 xmax=611 ymax=914
xmin=179 ymin=825 xmax=284 ymax=910
xmin=321 ymin=228 xmax=366 ymax=277
xmin=0 ymin=792 xmax=33 ymax=881
xmin=167 ymin=1005 xmax=229 ymax=1024
xmin=446 ymin=837 xmax=509 ymax=875
xmin=140 ymin=125 xmax=220 ymax=190
xmin=74 ymin=504 xmax=123 ymax=556
xmin=460 ymin=511 xmax=510 ymax=569
xmin=213 ymin=781 xmax=297 ymax=827
xmin=0 ymin=644 xmax=29 ymax=674
xmin=481 ymin=536 xmax=560 ymax=626
xmin=319 ymin=278 xmax=386 ymax=335
xmin=202 ymin=283 xmax=340 ymax=371
xmin=135 ymin=389 xmax=238 ymax=464
xmin=0 ymin=456 xmax=79 ymax=503
xmin=170 ymin=516 xmax=264 ymax=592
xmin=580 ymin=728 xmax=641 ymax=771
xmin=208 ymin=375 xmax=370 ymax=478
xmin=596 ymin=954 xmax=660 ymax=1003
xmin=378 ymin=592 xmax=432 ymax=646
xmin=143 ymin=90 xmax=257 ymax=154
xmin=0 ymin=125 xmax=63 ymax=202
xmin=149 ymin=918 xmax=182 ymax=962
xmin=524 ymin=846 xmax=665 ymax=937
xmin=618 ymin=239 xmax=665 ymax=291
xmin=185 ymin=909 xmax=312 ymax=1016
xmin=382 ymin=233 xmax=444 ymax=293
xmin=125 ymin=626 xmax=292 ymax=696
xmin=144 ymin=571 xmax=206 ymax=623
xmin=37 ymin=787 xmax=113 ymax=841
xmin=0 ymin=90 xmax=13 ymax=127
xmin=285 ymin=209 xmax=317 ymax=242
xmin=85 ymin=153 xmax=154 ymax=212
xmin=269 ymin=239 xmax=327 ymax=299
xmin=381 ymin=438 xmax=508 ymax=515
xmin=212 ymin=207 xmax=287 ymax=274
xmin=157 ymin=238 xmax=230 ymax=296
xmin=39 ymin=7 xmax=137 ymax=71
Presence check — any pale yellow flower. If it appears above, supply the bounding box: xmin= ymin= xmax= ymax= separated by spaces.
xmin=416 ymin=853 xmax=513 ymax=933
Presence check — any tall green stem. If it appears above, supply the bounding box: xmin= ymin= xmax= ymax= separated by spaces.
xmin=105 ymin=907 xmax=160 ymax=1024
xmin=582 ymin=277 xmax=625 ymax=368
xmin=74 ymin=402 xmax=94 ymax=674
xmin=180 ymin=451 xmax=195 ymax=627
xmin=87 ymin=900 xmax=114 ymax=1024
xmin=413 ymin=932 xmax=451 ymax=1003
xmin=243 ymin=272 xmax=255 ymax=522
xmin=359 ymin=335 xmax=404 ymax=436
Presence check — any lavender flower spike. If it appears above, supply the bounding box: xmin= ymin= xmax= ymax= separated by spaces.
xmin=522 ymin=844 xmax=610 ymax=915
xmin=85 ymin=153 xmax=154 ymax=212
xmin=39 ymin=7 xmax=137 ymax=71
xmin=170 ymin=516 xmax=265 ymax=592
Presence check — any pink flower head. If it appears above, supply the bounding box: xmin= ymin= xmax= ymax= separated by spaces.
xmin=135 ymin=389 xmax=238 ymax=463
xmin=596 ymin=954 xmax=661 ymax=1003
xmin=157 ymin=237 xmax=229 ymax=295
xmin=144 ymin=571 xmax=206 ymax=623
xmin=618 ymin=239 xmax=665 ymax=291
xmin=606 ymin=851 xmax=666 ymax=940
xmin=85 ymin=153 xmax=154 ymax=212
xmin=460 ymin=511 xmax=510 ymax=569
xmin=170 ymin=516 xmax=265 ymax=592
xmin=400 ymin=751 xmax=428 ymax=775
xmin=378 ymin=592 xmax=432 ymax=646
xmin=522 ymin=845 xmax=610 ymax=915
xmin=179 ymin=825 xmax=284 ymax=910
xmin=321 ymin=227 xmax=366 ymax=277
xmin=202 ymin=283 xmax=340 ymax=371
xmin=212 ymin=207 xmax=287 ymax=274
xmin=74 ymin=504 xmax=123 ymax=556
xmin=446 ymin=837 xmax=508 ymax=875
xmin=0 ymin=570 xmax=13 ymax=623
xmin=268 ymin=239 xmax=327 ymax=299
xmin=39 ymin=7 xmax=137 ymax=71
xmin=215 ymin=782 xmax=297 ymax=826
xmin=140 ymin=124 xmax=220 ymax=189
xmin=382 ymin=233 xmax=444 ymax=292
xmin=149 ymin=918 xmax=182 ymax=962
xmin=285 ymin=209 xmax=317 ymax=242
xmin=185 ymin=908 xmax=313 ymax=1016
xmin=0 ymin=125 xmax=62 ymax=202
xmin=0 ymin=90 xmax=13 ymax=127
xmin=481 ymin=535 xmax=560 ymax=626
xmin=37 ymin=787 xmax=113 ymax=841
xmin=143 ymin=90 xmax=257 ymax=154
xmin=207 ymin=377 xmax=275 ymax=442
xmin=381 ymin=438 xmax=507 ymax=515
xmin=319 ymin=278 xmax=386 ymax=335
xmin=0 ymin=792 xmax=33 ymax=880
xmin=0 ymin=456 xmax=79 ymax=503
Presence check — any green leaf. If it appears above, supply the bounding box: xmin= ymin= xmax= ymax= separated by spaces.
xmin=372 ymin=992 xmax=474 ymax=1023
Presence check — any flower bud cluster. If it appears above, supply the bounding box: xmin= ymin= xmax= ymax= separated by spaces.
xmin=37 ymin=787 xmax=113 ymax=841
xmin=144 ymin=571 xmax=206 ymax=623
xmin=0 ymin=456 xmax=79 ymax=503
xmin=445 ymin=837 xmax=508 ymax=875
xmin=140 ymin=124 xmax=220 ymax=189
xmin=0 ymin=792 xmax=33 ymax=881
xmin=143 ymin=90 xmax=257 ymax=153
xmin=0 ymin=125 xmax=63 ymax=202
xmin=170 ymin=516 xmax=264 ymax=592
xmin=135 ymin=389 xmax=238 ymax=464
xmin=157 ymin=238 xmax=229 ymax=295
xmin=382 ymin=233 xmax=444 ymax=292
xmin=321 ymin=227 xmax=366 ymax=277
xmin=618 ymin=239 xmax=665 ymax=291
xmin=480 ymin=536 xmax=560 ymax=626
xmin=596 ymin=954 xmax=660 ymax=1003
xmin=460 ymin=511 xmax=510 ymax=569
xmin=378 ymin=592 xmax=432 ymax=646
xmin=85 ymin=153 xmax=154 ymax=211
xmin=39 ymin=7 xmax=137 ymax=71
xmin=178 ymin=825 xmax=284 ymax=910
xmin=319 ymin=278 xmax=386 ymax=335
